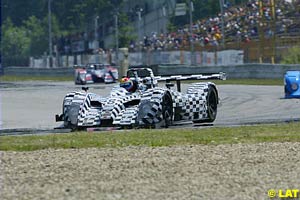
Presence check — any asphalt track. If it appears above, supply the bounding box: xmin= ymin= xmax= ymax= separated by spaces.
xmin=1 ymin=81 xmax=300 ymax=134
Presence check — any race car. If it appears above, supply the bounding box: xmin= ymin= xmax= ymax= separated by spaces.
xmin=74 ymin=63 xmax=118 ymax=85
xmin=56 ymin=68 xmax=226 ymax=130
xmin=284 ymin=70 xmax=300 ymax=98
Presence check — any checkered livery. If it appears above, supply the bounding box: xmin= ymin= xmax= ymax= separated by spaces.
xmin=62 ymin=92 xmax=87 ymax=126
xmin=139 ymin=88 xmax=166 ymax=124
xmin=169 ymin=83 xmax=212 ymax=121
xmin=114 ymin=106 xmax=139 ymax=126
xmin=58 ymin=68 xmax=223 ymax=129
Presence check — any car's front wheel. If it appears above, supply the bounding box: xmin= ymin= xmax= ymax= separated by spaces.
xmin=156 ymin=93 xmax=173 ymax=128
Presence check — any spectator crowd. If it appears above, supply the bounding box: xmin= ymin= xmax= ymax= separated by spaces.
xmin=54 ymin=0 xmax=300 ymax=54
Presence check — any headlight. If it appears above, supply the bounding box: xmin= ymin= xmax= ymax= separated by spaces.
xmin=291 ymin=83 xmax=298 ymax=91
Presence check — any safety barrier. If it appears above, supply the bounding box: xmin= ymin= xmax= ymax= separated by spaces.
xmin=3 ymin=64 xmax=300 ymax=79
xmin=3 ymin=67 xmax=73 ymax=77
xmin=156 ymin=64 xmax=300 ymax=79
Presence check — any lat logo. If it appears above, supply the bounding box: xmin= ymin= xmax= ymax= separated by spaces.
xmin=279 ymin=190 xmax=299 ymax=198
xmin=268 ymin=189 xmax=300 ymax=198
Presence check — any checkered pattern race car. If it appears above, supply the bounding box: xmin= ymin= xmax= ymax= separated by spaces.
xmin=56 ymin=68 xmax=225 ymax=129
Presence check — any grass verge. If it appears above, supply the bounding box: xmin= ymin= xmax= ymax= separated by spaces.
xmin=0 ymin=75 xmax=283 ymax=85
xmin=199 ymin=78 xmax=283 ymax=86
xmin=0 ymin=122 xmax=299 ymax=151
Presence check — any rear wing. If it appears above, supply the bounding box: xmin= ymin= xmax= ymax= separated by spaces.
xmin=155 ymin=72 xmax=226 ymax=82
xmin=73 ymin=64 xmax=86 ymax=69
xmin=154 ymin=72 xmax=226 ymax=92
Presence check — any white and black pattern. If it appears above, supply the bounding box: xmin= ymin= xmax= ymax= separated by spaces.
xmin=113 ymin=106 xmax=139 ymax=126
xmin=186 ymin=82 xmax=211 ymax=95
xmin=57 ymin=68 xmax=224 ymax=129
xmin=181 ymin=94 xmax=206 ymax=120
xmin=171 ymin=90 xmax=185 ymax=107
xmin=63 ymin=92 xmax=87 ymax=123
xmin=77 ymin=94 xmax=101 ymax=126
xmin=155 ymin=73 xmax=225 ymax=82
xmin=169 ymin=83 xmax=211 ymax=121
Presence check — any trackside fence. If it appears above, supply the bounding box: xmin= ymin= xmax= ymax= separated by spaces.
xmin=27 ymin=50 xmax=244 ymax=68
xmin=3 ymin=64 xmax=300 ymax=79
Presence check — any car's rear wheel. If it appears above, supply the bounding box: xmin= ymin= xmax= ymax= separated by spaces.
xmin=193 ymin=85 xmax=218 ymax=123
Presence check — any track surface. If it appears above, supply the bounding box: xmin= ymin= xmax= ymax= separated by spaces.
xmin=1 ymin=81 xmax=300 ymax=131
xmin=2 ymin=81 xmax=300 ymax=200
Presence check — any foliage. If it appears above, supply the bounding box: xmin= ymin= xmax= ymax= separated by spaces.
xmin=2 ymin=0 xmax=245 ymax=59
xmin=1 ymin=18 xmax=31 ymax=58
xmin=2 ymin=15 xmax=62 ymax=59
xmin=280 ymin=47 xmax=300 ymax=64
xmin=2 ymin=0 xmax=46 ymax=27
xmin=51 ymin=0 xmax=117 ymax=33
xmin=193 ymin=0 xmax=220 ymax=20
xmin=118 ymin=13 xmax=137 ymax=48
xmin=169 ymin=0 xmax=220 ymax=29
xmin=2 ymin=0 xmax=121 ymax=58
xmin=23 ymin=16 xmax=48 ymax=56
xmin=167 ymin=22 xmax=177 ymax=33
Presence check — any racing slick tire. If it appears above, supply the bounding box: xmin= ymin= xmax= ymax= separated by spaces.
xmin=63 ymin=103 xmax=81 ymax=130
xmin=75 ymin=77 xmax=86 ymax=85
xmin=155 ymin=92 xmax=173 ymax=128
xmin=193 ymin=85 xmax=218 ymax=123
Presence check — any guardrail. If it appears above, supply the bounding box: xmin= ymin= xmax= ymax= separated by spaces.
xmin=156 ymin=64 xmax=300 ymax=79
xmin=3 ymin=67 xmax=74 ymax=77
xmin=3 ymin=64 xmax=300 ymax=79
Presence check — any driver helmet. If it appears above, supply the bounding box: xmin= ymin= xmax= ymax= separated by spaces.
xmin=120 ymin=77 xmax=134 ymax=92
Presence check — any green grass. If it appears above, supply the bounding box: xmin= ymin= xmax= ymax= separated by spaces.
xmin=198 ymin=78 xmax=283 ymax=86
xmin=1 ymin=122 xmax=299 ymax=151
xmin=0 ymin=75 xmax=73 ymax=82
xmin=0 ymin=75 xmax=283 ymax=85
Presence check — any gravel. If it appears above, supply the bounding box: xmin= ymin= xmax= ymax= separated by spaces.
xmin=1 ymin=142 xmax=300 ymax=200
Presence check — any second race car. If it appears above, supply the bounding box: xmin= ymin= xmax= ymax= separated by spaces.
xmin=74 ymin=63 xmax=118 ymax=85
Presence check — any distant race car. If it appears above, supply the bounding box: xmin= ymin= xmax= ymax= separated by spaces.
xmin=74 ymin=63 xmax=118 ymax=85
xmin=284 ymin=70 xmax=300 ymax=98
xmin=56 ymin=68 xmax=226 ymax=130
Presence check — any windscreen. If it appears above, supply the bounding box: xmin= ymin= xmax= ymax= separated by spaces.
xmin=127 ymin=69 xmax=151 ymax=78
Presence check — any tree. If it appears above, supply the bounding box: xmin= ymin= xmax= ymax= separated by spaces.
xmin=1 ymin=18 xmax=31 ymax=59
xmin=193 ymin=0 xmax=220 ymax=20
xmin=23 ymin=16 xmax=47 ymax=56
xmin=281 ymin=47 xmax=300 ymax=64
xmin=168 ymin=0 xmax=220 ymax=30
xmin=52 ymin=0 xmax=116 ymax=33
xmin=2 ymin=0 xmax=47 ymax=26
xmin=118 ymin=13 xmax=137 ymax=48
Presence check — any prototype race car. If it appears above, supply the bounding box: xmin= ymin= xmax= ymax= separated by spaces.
xmin=56 ymin=68 xmax=225 ymax=129
xmin=284 ymin=70 xmax=300 ymax=98
xmin=74 ymin=63 xmax=118 ymax=85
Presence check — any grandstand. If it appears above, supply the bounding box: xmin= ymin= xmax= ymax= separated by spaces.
xmin=54 ymin=0 xmax=300 ymax=64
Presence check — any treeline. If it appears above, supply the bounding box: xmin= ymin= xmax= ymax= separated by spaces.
xmin=2 ymin=0 xmax=120 ymax=63
xmin=1 ymin=0 xmax=241 ymax=63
